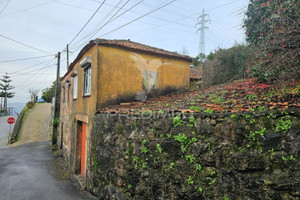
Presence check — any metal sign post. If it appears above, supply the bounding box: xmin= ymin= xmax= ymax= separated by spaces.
xmin=7 ymin=117 xmax=15 ymax=144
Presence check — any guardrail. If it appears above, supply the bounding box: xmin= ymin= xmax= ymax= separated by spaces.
xmin=0 ymin=107 xmax=13 ymax=116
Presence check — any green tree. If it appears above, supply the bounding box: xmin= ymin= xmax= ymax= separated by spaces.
xmin=0 ymin=73 xmax=15 ymax=109
xmin=192 ymin=53 xmax=206 ymax=67
xmin=206 ymin=44 xmax=254 ymax=85
xmin=244 ymin=0 xmax=300 ymax=83
xmin=41 ymin=81 xmax=56 ymax=103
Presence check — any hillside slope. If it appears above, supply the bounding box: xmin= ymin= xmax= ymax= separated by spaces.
xmin=11 ymin=103 xmax=52 ymax=146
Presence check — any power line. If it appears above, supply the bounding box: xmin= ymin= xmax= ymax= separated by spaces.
xmin=71 ymin=0 xmax=177 ymax=52
xmin=72 ymin=0 xmax=240 ymax=52
xmin=14 ymin=59 xmax=55 ymax=91
xmin=0 ymin=33 xmax=53 ymax=54
xmin=9 ymin=58 xmax=55 ymax=74
xmin=71 ymin=0 xmax=126 ymax=47
xmin=0 ymin=0 xmax=11 ymax=15
xmin=117 ymin=0 xmax=241 ymax=40
xmin=0 ymin=55 xmax=54 ymax=64
xmin=47 ymin=0 xmax=93 ymax=12
xmin=69 ymin=0 xmax=106 ymax=45
xmin=10 ymin=59 xmax=56 ymax=77
xmin=99 ymin=0 xmax=178 ymax=38
xmin=0 ymin=2 xmax=52 ymax=17
xmin=71 ymin=0 xmax=145 ymax=49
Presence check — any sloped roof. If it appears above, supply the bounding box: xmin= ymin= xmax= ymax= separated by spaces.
xmin=94 ymin=39 xmax=192 ymax=61
xmin=63 ymin=39 xmax=192 ymax=80
xmin=190 ymin=67 xmax=202 ymax=80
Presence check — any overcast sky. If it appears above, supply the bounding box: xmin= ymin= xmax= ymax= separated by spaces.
xmin=0 ymin=0 xmax=249 ymax=104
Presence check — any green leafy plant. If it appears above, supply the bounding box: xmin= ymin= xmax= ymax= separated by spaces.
xmin=281 ymin=156 xmax=288 ymax=164
xmin=189 ymin=106 xmax=201 ymax=111
xmin=170 ymin=162 xmax=175 ymax=170
xmin=195 ymin=164 xmax=202 ymax=172
xmin=230 ymin=114 xmax=237 ymax=120
xmin=52 ymin=117 xmax=60 ymax=126
xmin=204 ymin=108 xmax=213 ymax=114
xmin=212 ymin=97 xmax=223 ymax=103
xmin=246 ymin=127 xmax=266 ymax=148
xmin=141 ymin=146 xmax=148 ymax=154
xmin=187 ymin=124 xmax=194 ymax=127
xmin=143 ymin=110 xmax=152 ymax=115
xmin=246 ymin=93 xmax=257 ymax=101
xmin=209 ymin=93 xmax=217 ymax=99
xmin=189 ymin=116 xmax=196 ymax=123
xmin=267 ymin=113 xmax=276 ymax=119
xmin=275 ymin=115 xmax=292 ymax=133
xmin=173 ymin=115 xmax=183 ymax=127
xmin=142 ymin=162 xmax=148 ymax=169
xmin=185 ymin=155 xmax=196 ymax=164
xmin=258 ymin=106 xmax=266 ymax=111
xmin=174 ymin=134 xmax=197 ymax=153
xmin=198 ymin=187 xmax=203 ymax=192
xmin=249 ymin=119 xmax=256 ymax=124
xmin=209 ymin=178 xmax=216 ymax=185
xmin=167 ymin=134 xmax=172 ymax=139
xmin=210 ymin=170 xmax=216 ymax=175
xmin=174 ymin=133 xmax=188 ymax=144
xmin=133 ymin=156 xmax=141 ymax=169
xmin=187 ymin=176 xmax=194 ymax=185
xmin=156 ymin=144 xmax=162 ymax=153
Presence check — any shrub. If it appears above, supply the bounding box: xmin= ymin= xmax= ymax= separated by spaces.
xmin=26 ymin=101 xmax=35 ymax=109
xmin=204 ymin=44 xmax=254 ymax=85
xmin=244 ymin=0 xmax=300 ymax=83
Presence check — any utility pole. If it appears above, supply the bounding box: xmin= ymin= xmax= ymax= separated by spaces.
xmin=66 ymin=44 xmax=69 ymax=70
xmin=196 ymin=9 xmax=210 ymax=56
xmin=52 ymin=52 xmax=61 ymax=146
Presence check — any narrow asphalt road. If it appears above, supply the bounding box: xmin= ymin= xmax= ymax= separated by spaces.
xmin=0 ymin=115 xmax=17 ymax=148
xmin=0 ymin=142 xmax=96 ymax=200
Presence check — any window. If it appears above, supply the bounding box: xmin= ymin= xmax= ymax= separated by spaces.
xmin=73 ymin=75 xmax=78 ymax=99
xmin=67 ymin=83 xmax=71 ymax=102
xmin=62 ymin=86 xmax=65 ymax=102
xmin=84 ymin=65 xmax=91 ymax=95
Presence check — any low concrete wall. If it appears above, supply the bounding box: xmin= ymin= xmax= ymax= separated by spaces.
xmin=10 ymin=110 xmax=25 ymax=143
xmin=87 ymin=109 xmax=300 ymax=199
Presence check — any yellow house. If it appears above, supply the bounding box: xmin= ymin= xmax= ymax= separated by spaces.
xmin=59 ymin=39 xmax=191 ymax=177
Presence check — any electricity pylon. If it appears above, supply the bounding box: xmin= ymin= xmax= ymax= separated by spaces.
xmin=196 ymin=9 xmax=210 ymax=56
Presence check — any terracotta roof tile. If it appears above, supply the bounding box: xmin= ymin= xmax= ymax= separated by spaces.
xmin=63 ymin=39 xmax=192 ymax=80
xmin=190 ymin=67 xmax=202 ymax=80
xmin=95 ymin=39 xmax=192 ymax=61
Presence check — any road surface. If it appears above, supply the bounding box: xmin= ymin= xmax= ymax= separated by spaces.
xmin=0 ymin=115 xmax=17 ymax=148
xmin=11 ymin=103 xmax=52 ymax=147
xmin=0 ymin=142 xmax=95 ymax=200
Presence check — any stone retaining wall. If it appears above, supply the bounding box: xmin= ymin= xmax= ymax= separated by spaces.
xmin=87 ymin=109 xmax=300 ymax=200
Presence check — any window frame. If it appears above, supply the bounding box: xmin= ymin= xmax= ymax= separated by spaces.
xmin=73 ymin=75 xmax=78 ymax=99
xmin=83 ymin=64 xmax=91 ymax=96
xmin=67 ymin=82 xmax=71 ymax=102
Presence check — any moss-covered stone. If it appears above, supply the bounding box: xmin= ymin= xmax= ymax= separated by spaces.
xmin=87 ymin=109 xmax=300 ymax=199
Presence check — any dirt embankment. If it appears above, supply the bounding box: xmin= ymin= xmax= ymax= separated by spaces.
xmin=11 ymin=103 xmax=52 ymax=146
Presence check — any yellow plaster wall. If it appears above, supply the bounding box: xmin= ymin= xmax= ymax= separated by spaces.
xmin=60 ymin=45 xmax=98 ymax=152
xmin=97 ymin=46 xmax=190 ymax=108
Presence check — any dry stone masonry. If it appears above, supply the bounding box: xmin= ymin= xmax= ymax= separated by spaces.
xmin=87 ymin=109 xmax=300 ymax=200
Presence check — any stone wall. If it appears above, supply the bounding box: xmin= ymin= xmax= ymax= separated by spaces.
xmin=87 ymin=109 xmax=300 ymax=200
